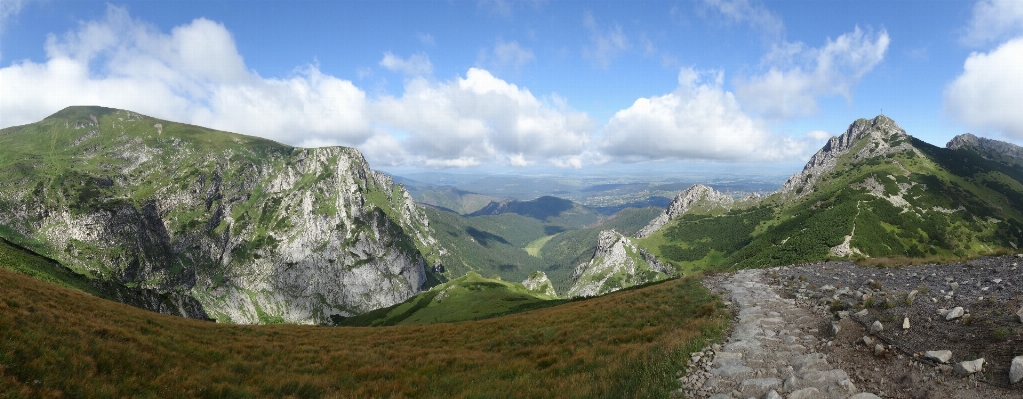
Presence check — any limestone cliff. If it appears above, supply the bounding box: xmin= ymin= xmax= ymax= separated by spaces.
xmin=567 ymin=230 xmax=673 ymax=297
xmin=521 ymin=271 xmax=557 ymax=298
xmin=0 ymin=106 xmax=440 ymax=324
xmin=636 ymin=184 xmax=734 ymax=238
xmin=780 ymin=115 xmax=918 ymax=198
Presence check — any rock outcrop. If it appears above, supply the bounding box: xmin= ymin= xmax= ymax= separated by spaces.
xmin=0 ymin=107 xmax=440 ymax=324
xmin=780 ymin=115 xmax=918 ymax=198
xmin=521 ymin=271 xmax=557 ymax=298
xmin=947 ymin=133 xmax=1023 ymax=167
xmin=567 ymin=230 xmax=674 ymax=297
xmin=637 ymin=184 xmax=734 ymax=238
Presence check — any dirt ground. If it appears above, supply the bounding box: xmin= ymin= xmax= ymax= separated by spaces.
xmin=768 ymin=255 xmax=1023 ymax=399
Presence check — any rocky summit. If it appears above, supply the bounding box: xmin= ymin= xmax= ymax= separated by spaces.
xmin=0 ymin=106 xmax=441 ymax=324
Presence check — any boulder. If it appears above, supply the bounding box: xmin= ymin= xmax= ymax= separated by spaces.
xmin=924 ymin=350 xmax=952 ymax=364
xmin=945 ymin=306 xmax=964 ymax=320
xmin=953 ymin=358 xmax=985 ymax=376
xmin=1011 ymin=356 xmax=1023 ymax=384
xmin=870 ymin=320 xmax=883 ymax=334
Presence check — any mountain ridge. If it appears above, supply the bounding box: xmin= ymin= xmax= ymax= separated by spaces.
xmin=0 ymin=106 xmax=442 ymax=324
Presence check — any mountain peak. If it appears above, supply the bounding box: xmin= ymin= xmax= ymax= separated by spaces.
xmin=947 ymin=132 xmax=1023 ymax=167
xmin=780 ymin=115 xmax=915 ymax=198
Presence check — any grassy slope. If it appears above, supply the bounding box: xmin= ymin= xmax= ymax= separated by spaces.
xmin=0 ymin=237 xmax=108 ymax=298
xmin=0 ymin=267 xmax=727 ymax=398
xmin=340 ymin=272 xmax=561 ymax=326
xmin=636 ymin=132 xmax=1023 ymax=273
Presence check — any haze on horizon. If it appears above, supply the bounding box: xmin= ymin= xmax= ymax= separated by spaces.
xmin=2 ymin=0 xmax=1022 ymax=177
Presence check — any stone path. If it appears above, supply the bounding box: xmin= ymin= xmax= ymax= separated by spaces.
xmin=678 ymin=269 xmax=881 ymax=399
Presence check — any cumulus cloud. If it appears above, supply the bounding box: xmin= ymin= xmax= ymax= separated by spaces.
xmin=961 ymin=0 xmax=1023 ymax=46
xmin=700 ymin=0 xmax=784 ymax=40
xmin=379 ymin=51 xmax=433 ymax=76
xmin=0 ymin=5 xmax=373 ymax=147
xmin=806 ymin=130 xmax=831 ymax=141
xmin=601 ymin=68 xmax=810 ymax=162
xmin=945 ymin=37 xmax=1023 ymax=139
xmin=371 ymin=68 xmax=595 ymax=167
xmin=0 ymin=6 xmax=601 ymax=169
xmin=582 ymin=11 xmax=629 ymax=69
xmin=735 ymin=26 xmax=889 ymax=119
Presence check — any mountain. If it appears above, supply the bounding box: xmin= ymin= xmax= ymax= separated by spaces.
xmin=0 ymin=106 xmax=442 ymax=324
xmin=468 ymin=195 xmax=602 ymax=230
xmin=400 ymin=183 xmax=506 ymax=215
xmin=566 ymin=230 xmax=675 ymax=297
xmin=571 ymin=115 xmax=1023 ymax=295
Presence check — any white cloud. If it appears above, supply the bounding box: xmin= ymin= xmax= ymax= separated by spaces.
xmin=416 ymin=32 xmax=435 ymax=46
xmin=602 ymin=68 xmax=810 ymax=162
xmin=492 ymin=39 xmax=535 ymax=69
xmin=0 ymin=5 xmax=372 ymax=146
xmin=701 ymin=0 xmax=784 ymax=40
xmin=806 ymin=130 xmax=831 ymax=141
xmin=945 ymin=37 xmax=1023 ymax=139
xmin=735 ymin=26 xmax=889 ymax=119
xmin=582 ymin=11 xmax=629 ymax=69
xmin=371 ymin=68 xmax=595 ymax=167
xmin=379 ymin=51 xmax=433 ymax=76
xmin=961 ymin=0 xmax=1023 ymax=46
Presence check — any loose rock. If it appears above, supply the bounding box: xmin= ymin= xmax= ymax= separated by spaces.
xmin=946 ymin=306 xmax=965 ymax=320
xmin=953 ymin=358 xmax=985 ymax=376
xmin=902 ymin=317 xmax=910 ymax=330
xmin=924 ymin=350 xmax=952 ymax=364
xmin=1011 ymin=356 xmax=1023 ymax=384
xmin=870 ymin=320 xmax=883 ymax=334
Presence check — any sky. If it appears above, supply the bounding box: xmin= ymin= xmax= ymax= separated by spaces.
xmin=2 ymin=0 xmax=1022 ymax=177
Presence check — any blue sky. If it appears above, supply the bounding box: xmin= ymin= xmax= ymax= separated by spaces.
xmin=2 ymin=0 xmax=1022 ymax=176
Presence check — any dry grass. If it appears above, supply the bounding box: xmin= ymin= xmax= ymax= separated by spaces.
xmin=0 ymin=269 xmax=727 ymax=398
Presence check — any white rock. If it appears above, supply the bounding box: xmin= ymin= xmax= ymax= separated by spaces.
xmin=874 ymin=344 xmax=887 ymax=357
xmin=953 ymin=358 xmax=985 ymax=376
xmin=945 ymin=306 xmax=964 ymax=320
xmin=950 ymin=282 xmax=959 ymax=290
xmin=763 ymin=390 xmax=782 ymax=399
xmin=924 ymin=350 xmax=952 ymax=364
xmin=902 ymin=317 xmax=910 ymax=330
xmin=831 ymin=322 xmax=841 ymax=336
xmin=861 ymin=336 xmax=874 ymax=346
xmin=1011 ymin=356 xmax=1023 ymax=384
xmin=870 ymin=320 xmax=883 ymax=334
xmin=855 ymin=309 xmax=868 ymax=317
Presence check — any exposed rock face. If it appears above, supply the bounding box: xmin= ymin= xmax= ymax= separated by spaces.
xmin=780 ymin=115 xmax=918 ymax=198
xmin=0 ymin=107 xmax=439 ymax=324
xmin=637 ymin=184 xmax=734 ymax=238
xmin=567 ymin=230 xmax=674 ymax=297
xmin=521 ymin=271 xmax=557 ymax=298
xmin=947 ymin=133 xmax=1023 ymax=166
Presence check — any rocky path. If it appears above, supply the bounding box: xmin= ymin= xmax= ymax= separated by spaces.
xmin=678 ymin=269 xmax=880 ymax=399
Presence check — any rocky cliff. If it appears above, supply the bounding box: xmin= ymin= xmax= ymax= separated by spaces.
xmin=780 ymin=115 xmax=919 ymax=198
xmin=567 ymin=230 xmax=673 ymax=297
xmin=521 ymin=271 xmax=557 ymax=298
xmin=0 ymin=106 xmax=440 ymax=324
xmin=947 ymin=133 xmax=1023 ymax=168
xmin=636 ymin=184 xmax=734 ymax=238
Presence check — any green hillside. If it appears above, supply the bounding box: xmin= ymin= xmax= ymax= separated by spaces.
xmin=636 ymin=116 xmax=1023 ymax=274
xmin=339 ymin=271 xmax=563 ymax=326
xmin=0 ymin=259 xmax=726 ymax=398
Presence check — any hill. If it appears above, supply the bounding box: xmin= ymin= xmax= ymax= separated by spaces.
xmin=572 ymin=115 xmax=1023 ymax=296
xmin=468 ymin=195 xmax=603 ymax=230
xmin=338 ymin=271 xmax=561 ymax=326
xmin=0 ymin=261 xmax=726 ymax=398
xmin=0 ymin=106 xmax=443 ymax=324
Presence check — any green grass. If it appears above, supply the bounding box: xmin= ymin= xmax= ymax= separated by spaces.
xmin=524 ymin=235 xmax=556 ymax=257
xmin=0 ymin=265 xmax=728 ymax=398
xmin=340 ymin=272 xmax=561 ymax=326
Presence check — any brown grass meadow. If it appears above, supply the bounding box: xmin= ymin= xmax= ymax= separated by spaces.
xmin=0 ymin=268 xmax=727 ymax=398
